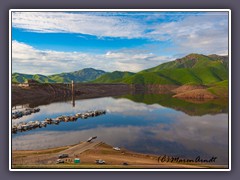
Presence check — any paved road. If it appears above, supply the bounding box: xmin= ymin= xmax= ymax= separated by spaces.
xmin=60 ymin=141 xmax=101 ymax=156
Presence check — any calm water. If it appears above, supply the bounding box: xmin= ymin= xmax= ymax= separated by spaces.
xmin=12 ymin=94 xmax=229 ymax=164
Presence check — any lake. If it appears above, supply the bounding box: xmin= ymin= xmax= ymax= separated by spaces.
xmin=12 ymin=94 xmax=229 ymax=165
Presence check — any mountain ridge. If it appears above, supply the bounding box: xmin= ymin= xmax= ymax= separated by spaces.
xmin=117 ymin=53 xmax=229 ymax=85
xmin=12 ymin=53 xmax=229 ymax=86
xmin=12 ymin=68 xmax=107 ymax=83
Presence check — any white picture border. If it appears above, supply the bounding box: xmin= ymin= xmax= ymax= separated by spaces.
xmin=9 ymin=9 xmax=231 ymax=172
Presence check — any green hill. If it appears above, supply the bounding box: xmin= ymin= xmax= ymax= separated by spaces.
xmin=12 ymin=68 xmax=106 ymax=83
xmin=92 ymin=71 xmax=135 ymax=83
xmin=120 ymin=54 xmax=228 ymax=85
xmin=207 ymin=80 xmax=228 ymax=97
xmin=12 ymin=73 xmax=54 ymax=83
xmin=119 ymin=94 xmax=228 ymax=116
xmin=48 ymin=68 xmax=106 ymax=83
xmin=12 ymin=53 xmax=229 ymax=86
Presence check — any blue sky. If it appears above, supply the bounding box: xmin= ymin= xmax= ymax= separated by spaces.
xmin=12 ymin=11 xmax=229 ymax=75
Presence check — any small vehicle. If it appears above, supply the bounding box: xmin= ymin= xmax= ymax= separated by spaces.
xmin=58 ymin=154 xmax=69 ymax=158
xmin=113 ymin=147 xmax=121 ymax=151
xmin=87 ymin=136 xmax=97 ymax=142
xmin=96 ymin=159 xmax=105 ymax=164
xmin=56 ymin=159 xmax=65 ymax=164
xmin=123 ymin=162 xmax=128 ymax=166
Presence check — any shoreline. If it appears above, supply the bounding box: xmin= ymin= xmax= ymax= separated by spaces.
xmin=12 ymin=83 xmax=228 ymax=106
xmin=12 ymin=141 xmax=228 ymax=169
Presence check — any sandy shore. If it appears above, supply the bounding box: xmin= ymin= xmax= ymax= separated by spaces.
xmin=12 ymin=141 xmax=227 ymax=169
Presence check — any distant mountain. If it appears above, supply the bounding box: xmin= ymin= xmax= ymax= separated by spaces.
xmin=119 ymin=54 xmax=229 ymax=85
xmin=48 ymin=68 xmax=106 ymax=83
xmin=92 ymin=71 xmax=135 ymax=83
xmin=12 ymin=73 xmax=55 ymax=83
xmin=12 ymin=68 xmax=106 ymax=83
xmin=12 ymin=54 xmax=229 ymax=86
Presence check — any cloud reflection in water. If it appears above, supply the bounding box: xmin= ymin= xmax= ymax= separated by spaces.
xmin=12 ymin=96 xmax=228 ymax=164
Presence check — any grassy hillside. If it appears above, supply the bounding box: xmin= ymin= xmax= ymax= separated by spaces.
xmin=12 ymin=53 xmax=229 ymax=86
xmin=120 ymin=54 xmax=228 ymax=85
xmin=122 ymin=72 xmax=179 ymax=84
xmin=12 ymin=68 xmax=106 ymax=83
xmin=92 ymin=71 xmax=135 ymax=83
xmin=208 ymin=80 xmax=228 ymax=97
xmin=12 ymin=73 xmax=54 ymax=83
xmin=119 ymin=94 xmax=228 ymax=116
xmin=48 ymin=68 xmax=106 ymax=83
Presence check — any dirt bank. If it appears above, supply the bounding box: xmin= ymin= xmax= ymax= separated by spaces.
xmin=173 ymin=89 xmax=217 ymax=99
xmin=11 ymin=83 xmax=132 ymax=106
xmin=12 ymin=84 xmax=72 ymax=106
xmin=12 ymin=83 xmax=224 ymax=106
xmin=146 ymin=84 xmax=179 ymax=94
xmin=172 ymin=85 xmax=207 ymax=94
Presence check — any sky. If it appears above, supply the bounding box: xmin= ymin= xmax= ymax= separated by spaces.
xmin=11 ymin=11 xmax=229 ymax=75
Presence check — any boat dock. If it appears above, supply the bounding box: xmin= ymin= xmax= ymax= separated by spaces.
xmin=12 ymin=108 xmax=40 ymax=119
xmin=12 ymin=110 xmax=106 ymax=134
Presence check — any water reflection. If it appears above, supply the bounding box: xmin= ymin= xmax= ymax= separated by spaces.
xmin=12 ymin=95 xmax=228 ymax=164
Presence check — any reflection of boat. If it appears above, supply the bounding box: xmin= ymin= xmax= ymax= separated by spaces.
xmin=52 ymin=119 xmax=60 ymax=124
xmin=63 ymin=116 xmax=70 ymax=122
xmin=76 ymin=110 xmax=106 ymax=119
xmin=55 ymin=115 xmax=65 ymax=121
xmin=12 ymin=108 xmax=40 ymax=119
xmin=22 ymin=109 xmax=32 ymax=115
xmin=81 ymin=114 xmax=88 ymax=119
xmin=75 ymin=113 xmax=82 ymax=118
xmin=12 ymin=111 xmax=23 ymax=119
xmin=40 ymin=121 xmax=47 ymax=127
xmin=44 ymin=118 xmax=52 ymax=124
xmin=69 ymin=116 xmax=77 ymax=121
xmin=17 ymin=125 xmax=23 ymax=131
xmin=12 ymin=125 xmax=17 ymax=133
xmin=87 ymin=136 xmax=97 ymax=142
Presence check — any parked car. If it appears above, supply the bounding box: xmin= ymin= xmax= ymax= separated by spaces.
xmin=56 ymin=159 xmax=65 ymax=164
xmin=58 ymin=154 xmax=69 ymax=158
xmin=113 ymin=147 xmax=121 ymax=151
xmin=87 ymin=136 xmax=97 ymax=142
xmin=96 ymin=159 xmax=105 ymax=164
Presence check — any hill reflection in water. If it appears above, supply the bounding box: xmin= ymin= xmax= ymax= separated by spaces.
xmin=12 ymin=94 xmax=228 ymax=164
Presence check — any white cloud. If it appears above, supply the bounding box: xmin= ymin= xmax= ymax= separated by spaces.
xmin=150 ymin=13 xmax=229 ymax=55
xmin=12 ymin=12 xmax=228 ymax=47
xmin=12 ymin=97 xmax=165 ymax=125
xmin=11 ymin=12 xmax=229 ymax=74
xmin=12 ymin=41 xmax=171 ymax=74
xmin=12 ymin=12 xmax=145 ymax=39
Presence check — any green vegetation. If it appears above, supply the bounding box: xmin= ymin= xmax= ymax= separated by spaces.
xmin=12 ymin=73 xmax=55 ymax=83
xmin=91 ymin=53 xmax=229 ymax=86
xmin=12 ymin=68 xmax=106 ymax=83
xmin=48 ymin=68 xmax=106 ymax=83
xmin=92 ymin=71 xmax=135 ymax=83
xmin=121 ymin=54 xmax=228 ymax=85
xmin=208 ymin=80 xmax=228 ymax=97
xmin=122 ymin=72 xmax=180 ymax=84
xmin=12 ymin=53 xmax=229 ymax=86
xmin=120 ymin=94 xmax=228 ymax=116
